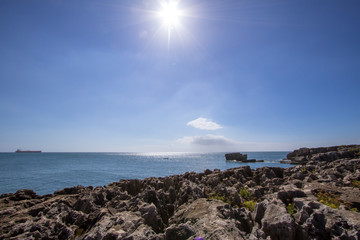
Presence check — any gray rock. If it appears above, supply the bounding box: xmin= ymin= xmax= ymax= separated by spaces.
xmin=261 ymin=200 xmax=296 ymax=240
xmin=165 ymin=224 xmax=195 ymax=240
xmin=140 ymin=203 xmax=164 ymax=233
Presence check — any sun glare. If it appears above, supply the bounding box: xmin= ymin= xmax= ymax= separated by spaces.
xmin=159 ymin=2 xmax=181 ymax=28
xmin=155 ymin=0 xmax=186 ymax=49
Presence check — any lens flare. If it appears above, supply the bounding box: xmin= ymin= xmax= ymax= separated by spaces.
xmin=159 ymin=2 xmax=180 ymax=28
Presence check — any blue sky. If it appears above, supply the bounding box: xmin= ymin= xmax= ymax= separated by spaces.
xmin=1 ymin=0 xmax=359 ymax=152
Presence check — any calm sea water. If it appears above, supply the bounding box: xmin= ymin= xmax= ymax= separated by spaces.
xmin=0 ymin=152 xmax=291 ymax=195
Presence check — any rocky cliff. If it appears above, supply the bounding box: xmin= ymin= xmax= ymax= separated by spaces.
xmin=1 ymin=145 xmax=360 ymax=239
xmin=286 ymin=145 xmax=360 ymax=164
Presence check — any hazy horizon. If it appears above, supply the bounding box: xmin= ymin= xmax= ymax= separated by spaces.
xmin=1 ymin=0 xmax=359 ymax=152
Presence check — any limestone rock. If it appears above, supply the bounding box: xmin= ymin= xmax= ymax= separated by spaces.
xmin=1 ymin=145 xmax=360 ymax=240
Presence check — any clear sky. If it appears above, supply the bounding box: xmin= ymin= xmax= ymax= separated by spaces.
xmin=1 ymin=0 xmax=359 ymax=152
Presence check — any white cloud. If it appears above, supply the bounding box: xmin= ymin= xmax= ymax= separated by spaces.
xmin=177 ymin=134 xmax=237 ymax=146
xmin=187 ymin=117 xmax=222 ymax=130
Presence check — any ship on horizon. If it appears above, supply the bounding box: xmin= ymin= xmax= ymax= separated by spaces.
xmin=15 ymin=149 xmax=42 ymax=153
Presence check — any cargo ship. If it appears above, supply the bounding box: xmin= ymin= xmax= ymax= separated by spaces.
xmin=15 ymin=149 xmax=42 ymax=153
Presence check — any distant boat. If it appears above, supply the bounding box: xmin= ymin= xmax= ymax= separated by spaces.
xmin=15 ymin=149 xmax=42 ymax=153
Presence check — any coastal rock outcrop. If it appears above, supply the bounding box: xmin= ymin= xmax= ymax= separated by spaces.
xmin=285 ymin=144 xmax=360 ymax=164
xmin=225 ymin=153 xmax=264 ymax=163
xmin=225 ymin=152 xmax=248 ymax=161
xmin=1 ymin=145 xmax=360 ymax=239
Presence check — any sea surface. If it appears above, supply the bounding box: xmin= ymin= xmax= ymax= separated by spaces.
xmin=0 ymin=152 xmax=292 ymax=195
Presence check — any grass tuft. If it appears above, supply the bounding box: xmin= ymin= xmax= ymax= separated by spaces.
xmin=239 ymin=187 xmax=251 ymax=200
xmin=243 ymin=200 xmax=256 ymax=212
xmin=286 ymin=203 xmax=297 ymax=215
xmin=351 ymin=180 xmax=360 ymax=188
xmin=315 ymin=191 xmax=341 ymax=209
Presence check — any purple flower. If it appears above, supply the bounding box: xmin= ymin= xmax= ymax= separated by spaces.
xmin=194 ymin=237 xmax=204 ymax=240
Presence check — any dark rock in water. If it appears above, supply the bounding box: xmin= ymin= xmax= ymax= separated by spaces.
xmin=280 ymin=159 xmax=292 ymax=164
xmin=1 ymin=145 xmax=360 ymax=239
xmin=225 ymin=152 xmax=247 ymax=161
xmin=225 ymin=153 xmax=264 ymax=163
xmin=244 ymin=158 xmax=256 ymax=162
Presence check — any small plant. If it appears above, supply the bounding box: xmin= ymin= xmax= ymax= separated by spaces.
xmin=209 ymin=192 xmax=231 ymax=205
xmin=73 ymin=228 xmax=83 ymax=240
xmin=347 ymin=146 xmax=360 ymax=152
xmin=347 ymin=146 xmax=360 ymax=157
xmin=350 ymin=208 xmax=359 ymax=213
xmin=209 ymin=192 xmax=225 ymax=201
xmin=286 ymin=203 xmax=297 ymax=215
xmin=315 ymin=191 xmax=341 ymax=209
xmin=243 ymin=200 xmax=256 ymax=212
xmin=351 ymin=180 xmax=360 ymax=188
xmin=300 ymin=166 xmax=307 ymax=173
xmin=239 ymin=187 xmax=251 ymax=200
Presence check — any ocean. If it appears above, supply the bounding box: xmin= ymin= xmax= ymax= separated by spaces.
xmin=0 ymin=152 xmax=291 ymax=196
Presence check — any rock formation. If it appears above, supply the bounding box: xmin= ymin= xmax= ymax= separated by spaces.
xmin=1 ymin=145 xmax=360 ymax=239
xmin=225 ymin=153 xmax=264 ymax=163
xmin=285 ymin=145 xmax=360 ymax=164
xmin=225 ymin=152 xmax=248 ymax=161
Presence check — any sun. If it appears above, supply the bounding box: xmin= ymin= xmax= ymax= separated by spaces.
xmin=159 ymin=1 xmax=181 ymax=29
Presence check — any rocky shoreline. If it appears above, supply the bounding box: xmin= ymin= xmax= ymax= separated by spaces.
xmin=1 ymin=145 xmax=360 ymax=239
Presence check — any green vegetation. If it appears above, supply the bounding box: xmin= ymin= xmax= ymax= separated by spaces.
xmin=286 ymin=203 xmax=297 ymax=215
xmin=72 ymin=229 xmax=83 ymax=240
xmin=239 ymin=187 xmax=257 ymax=212
xmin=338 ymin=145 xmax=360 ymax=157
xmin=243 ymin=200 xmax=256 ymax=212
xmin=347 ymin=146 xmax=360 ymax=151
xmin=315 ymin=190 xmax=360 ymax=212
xmin=239 ymin=187 xmax=251 ymax=200
xmin=351 ymin=180 xmax=360 ymax=188
xmin=209 ymin=192 xmax=231 ymax=205
xmin=207 ymin=187 xmax=257 ymax=212
xmin=300 ymin=166 xmax=307 ymax=173
xmin=315 ymin=191 xmax=341 ymax=209
xmin=350 ymin=208 xmax=359 ymax=213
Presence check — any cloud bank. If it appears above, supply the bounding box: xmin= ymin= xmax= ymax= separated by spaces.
xmin=187 ymin=117 xmax=222 ymax=130
xmin=177 ymin=134 xmax=237 ymax=146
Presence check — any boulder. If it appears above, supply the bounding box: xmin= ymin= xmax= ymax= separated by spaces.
xmin=261 ymin=200 xmax=296 ymax=240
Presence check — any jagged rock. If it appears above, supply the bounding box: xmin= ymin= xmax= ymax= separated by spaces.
xmin=165 ymin=223 xmax=195 ymax=240
xmin=287 ymin=145 xmax=360 ymax=164
xmin=277 ymin=185 xmax=307 ymax=204
xmin=1 ymin=145 xmax=360 ymax=240
xmin=10 ymin=189 xmax=37 ymax=200
xmin=168 ymin=198 xmax=247 ymax=239
xmin=54 ymin=185 xmax=86 ymax=195
xmin=261 ymin=199 xmax=296 ymax=240
xmin=140 ymin=203 xmax=164 ymax=233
